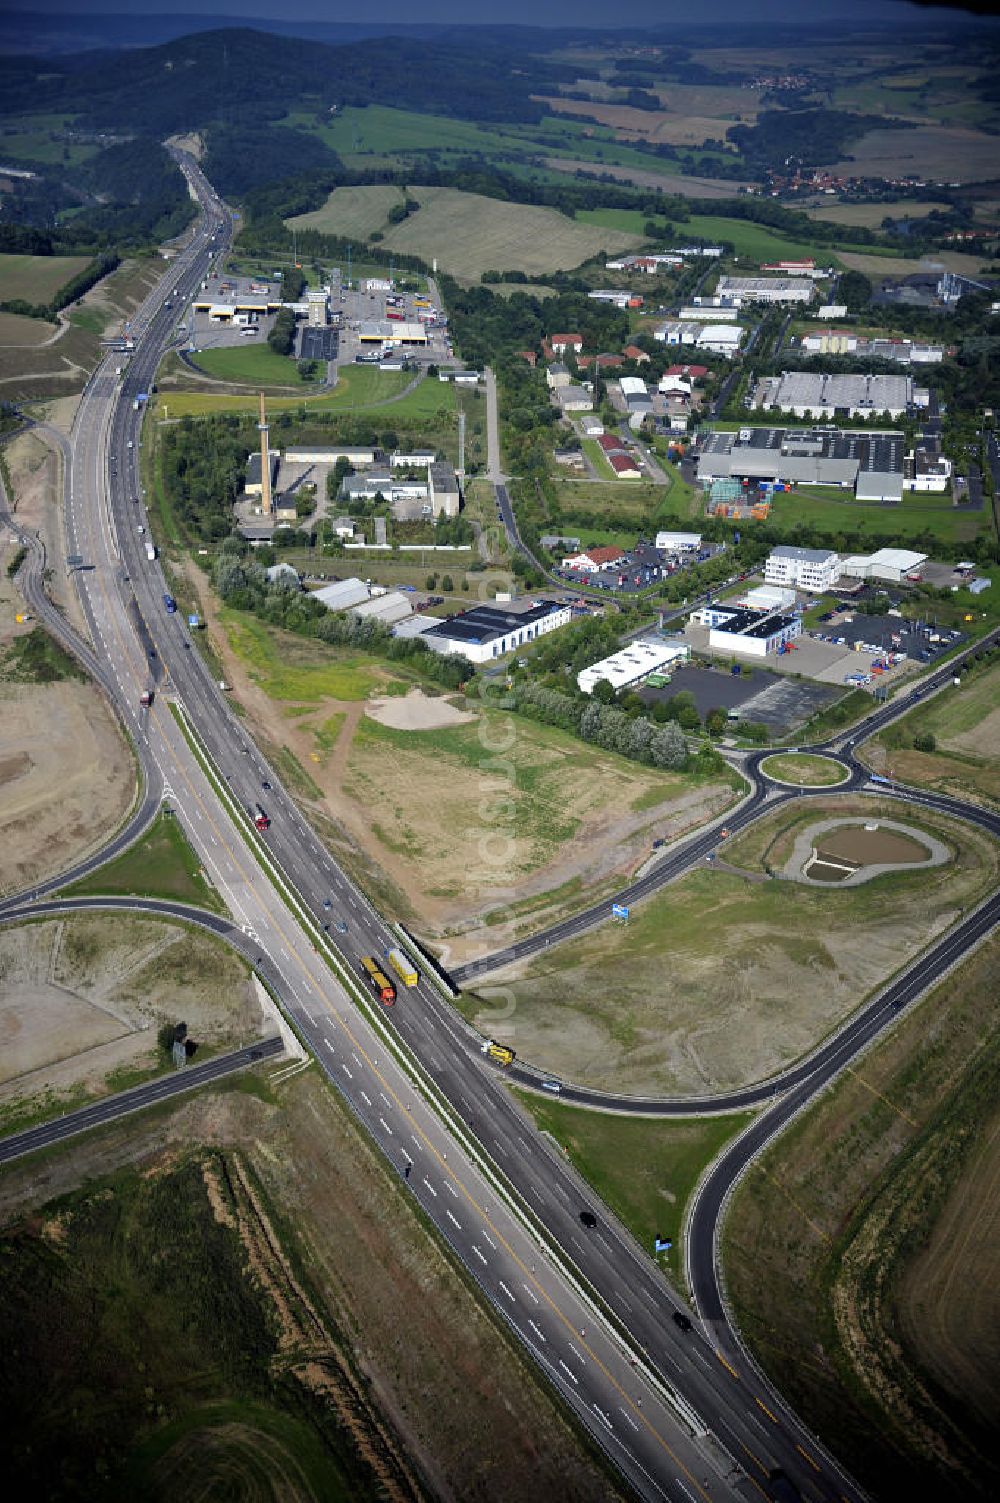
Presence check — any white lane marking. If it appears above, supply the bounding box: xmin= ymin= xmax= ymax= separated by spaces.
xmin=360 ymin=1091 xmax=372 ymax=1107
xmin=567 ymin=1343 xmax=586 ymax=1364
xmin=379 ymin=1092 xmax=391 ymax=1107
xmin=592 ymin=1405 xmax=613 ymax=1434
xmin=472 ymin=1245 xmax=488 ymax=1266
xmin=619 ymin=1407 xmax=640 ymax=1434
xmin=379 ymin=1117 xmax=392 ymax=1135
xmin=559 ymin=1360 xmax=579 ymax=1386
xmin=341 ymin=1064 xmax=353 ymax=1079
xmin=674 ymin=1481 xmax=697 ymax=1503
xmin=351 ymin=1052 xmax=362 ymax=1066
xmin=528 ymin=1319 xmax=547 ymax=1343
xmin=521 ymin=1283 xmax=539 ymax=1305
xmin=498 ymin=1281 xmax=515 ymax=1303
xmin=481 ymin=1230 xmax=497 ymax=1250
xmin=445 ymin=1210 xmax=461 ymax=1230
xmin=444 ymin=1181 xmax=458 ymax=1199
xmin=410 ymin=1135 xmax=423 ymax=1151
xmin=422 ymin=1179 xmax=438 ymax=1198
xmin=322 ymin=1037 xmax=334 ymax=1050
xmin=494 ymin=1141 xmax=508 ymax=1157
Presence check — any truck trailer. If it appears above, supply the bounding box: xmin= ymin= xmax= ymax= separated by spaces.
xmin=386 ymin=948 xmax=419 ymax=988
xmin=481 ymin=1039 xmax=515 ymax=1067
xmin=145 ymin=541 xmax=157 ymax=562
xmin=360 ymin=955 xmax=396 ymax=1005
xmin=253 ymin=803 xmax=270 ymax=832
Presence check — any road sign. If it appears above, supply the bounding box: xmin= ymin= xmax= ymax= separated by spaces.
xmin=612 ymin=903 xmax=629 ymax=922
xmin=654 ymin=1237 xmax=673 ymax=1254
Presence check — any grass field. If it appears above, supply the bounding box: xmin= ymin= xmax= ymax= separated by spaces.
xmin=864 ymin=654 xmax=1000 ymax=804
xmin=375 ymin=185 xmax=641 ymax=279
xmin=472 ymin=797 xmax=998 ymax=1097
xmin=286 ymin=183 xmax=403 ymax=240
xmin=0 ymin=1152 xmax=386 ymax=1500
xmin=515 ymin=1091 xmax=751 ymax=1284
xmin=723 ymin=929 xmax=1000 ymax=1501
xmin=188 ymin=343 xmax=312 ymax=388
xmin=765 ymin=487 xmax=987 ymax=545
xmin=221 ymin=610 xmax=388 ymax=702
xmin=155 ymin=365 xmax=436 ymax=420
xmin=830 ymin=124 xmax=1000 ymax=187
xmin=63 ymin=809 xmax=227 ymax=913
xmin=0 ymin=252 xmax=91 ymax=304
xmin=760 ymin=752 xmax=850 ymax=786
xmin=0 ymin=310 xmax=59 ymax=346
xmin=673 ymin=215 xmax=842 ymax=266
xmin=804 ymin=200 xmax=952 ymax=229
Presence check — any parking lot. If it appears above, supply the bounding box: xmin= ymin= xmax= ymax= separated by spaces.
xmin=805 ymin=610 xmax=965 ymax=665
xmin=639 ymin=663 xmax=838 ymax=733
xmin=300 ymin=326 xmax=339 ymax=362
xmin=554 ymin=541 xmax=725 ymax=597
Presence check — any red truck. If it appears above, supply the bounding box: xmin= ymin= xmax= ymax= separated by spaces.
xmin=140 ymin=689 xmax=153 ymax=708
xmin=253 ymin=803 xmax=270 ymax=832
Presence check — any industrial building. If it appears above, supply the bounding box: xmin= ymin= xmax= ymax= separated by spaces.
xmin=421 ymin=599 xmax=572 ymax=664
xmin=739 ymin=584 xmax=797 ymax=613
xmin=562 ymin=546 xmax=626 ymax=572
xmin=556 ymin=385 xmax=594 ymax=413
xmin=577 ymin=640 xmax=690 ymax=695
xmin=764 ymin=545 xmax=841 ymax=593
xmin=654 ymin=320 xmax=744 ymax=358
xmin=245 ymin=451 xmax=279 ymax=497
xmin=655 ymin=531 xmax=702 ymax=552
xmin=546 ymin=362 xmax=571 ymax=389
xmin=693 ymin=603 xmax=803 ymax=657
xmin=799 ymin=331 xmax=944 ymax=364
xmin=284 ymin=444 xmax=380 ymax=466
xmin=696 ymin=426 xmax=905 ymax=502
xmin=837 ymin=548 xmax=927 ymax=584
xmin=905 ymin=448 xmax=952 ymax=491
xmin=752 ymin=371 xmax=925 ymax=421
xmin=715 ymin=275 xmax=815 ymax=305
xmin=358 ymin=319 xmax=427 ymax=346
xmin=306 ymin=289 xmax=328 ymax=326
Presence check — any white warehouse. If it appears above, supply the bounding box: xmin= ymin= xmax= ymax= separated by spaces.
xmin=577 ymin=640 xmax=690 ymax=695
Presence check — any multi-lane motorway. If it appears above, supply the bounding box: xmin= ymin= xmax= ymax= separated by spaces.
xmin=2 ymin=151 xmax=996 ymax=1503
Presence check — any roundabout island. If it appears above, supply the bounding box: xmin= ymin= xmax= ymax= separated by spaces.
xmin=759 ymin=751 xmax=852 ymax=787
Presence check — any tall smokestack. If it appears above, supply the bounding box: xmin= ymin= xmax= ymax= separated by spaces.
xmin=258 ymin=392 xmax=272 ymax=516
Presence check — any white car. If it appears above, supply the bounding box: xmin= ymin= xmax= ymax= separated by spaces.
xmin=137 ymin=525 xmax=145 ymax=535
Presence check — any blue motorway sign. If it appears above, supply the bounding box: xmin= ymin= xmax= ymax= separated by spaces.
xmin=612 ymin=903 xmax=630 ymax=921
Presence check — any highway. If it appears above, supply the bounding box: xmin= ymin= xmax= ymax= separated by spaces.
xmin=3 ymin=151 xmax=996 ymax=1503
xmin=0 ymin=154 xmax=789 ymax=1503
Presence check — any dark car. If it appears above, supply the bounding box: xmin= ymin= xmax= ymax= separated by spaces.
xmin=672 ymin=1310 xmax=693 ymax=1333
xmin=579 ymin=1210 xmax=598 ymax=1229
xmin=261 ymin=779 xmax=271 ymax=790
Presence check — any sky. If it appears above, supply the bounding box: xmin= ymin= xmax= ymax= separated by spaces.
xmin=15 ymin=0 xmax=985 ymax=26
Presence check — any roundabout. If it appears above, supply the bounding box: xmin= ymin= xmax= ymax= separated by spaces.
xmin=760 ymin=751 xmax=851 ymax=788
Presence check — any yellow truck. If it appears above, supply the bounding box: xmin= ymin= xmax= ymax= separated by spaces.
xmin=481 ymin=1039 xmax=515 ymax=1067
xmin=387 ymin=947 xmax=419 ymax=988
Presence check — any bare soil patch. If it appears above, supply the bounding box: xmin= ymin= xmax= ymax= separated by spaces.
xmin=4 ymin=424 xmax=90 ymax=640
xmin=0 ymin=915 xmax=259 ymax=1117
xmin=364 ymin=687 xmax=474 ymax=731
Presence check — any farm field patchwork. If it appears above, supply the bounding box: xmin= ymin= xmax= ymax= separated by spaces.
xmin=470 ymin=798 xmax=997 ymax=1096
xmin=724 ymin=929 xmax=1000 ymax=1502
xmin=285 ymin=182 xmax=405 ymax=240
xmin=831 ymin=124 xmax=1000 ymax=184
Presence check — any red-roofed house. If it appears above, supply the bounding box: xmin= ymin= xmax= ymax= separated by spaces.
xmin=516 ymin=349 xmax=537 ymax=367
xmin=665 ymin=364 xmax=709 ymax=380
xmin=622 ymin=344 xmax=650 ymax=364
xmin=577 ymin=353 xmax=623 ymax=371
xmin=597 ymin=433 xmax=625 ymax=453
xmin=608 ymin=452 xmax=641 ymax=478
xmin=549 ymin=333 xmax=584 ymax=354
xmin=562 ymin=545 xmax=626 ymax=572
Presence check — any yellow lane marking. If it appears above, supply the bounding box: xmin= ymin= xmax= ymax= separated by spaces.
xmin=715 ymin=1349 xmax=740 ymax=1379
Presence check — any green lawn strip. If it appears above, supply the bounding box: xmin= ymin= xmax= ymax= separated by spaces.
xmin=61 ymin=808 xmax=227 ymax=913
xmin=794 ymin=688 xmax=875 ymax=746
xmin=766 ymin=488 xmax=984 ymax=545
xmin=220 ymin=608 xmax=389 ymax=703
xmin=760 ymin=753 xmax=849 ymax=786
xmin=188 ymin=343 xmax=312 ymax=389
xmin=514 ymin=1091 xmax=752 ymax=1285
